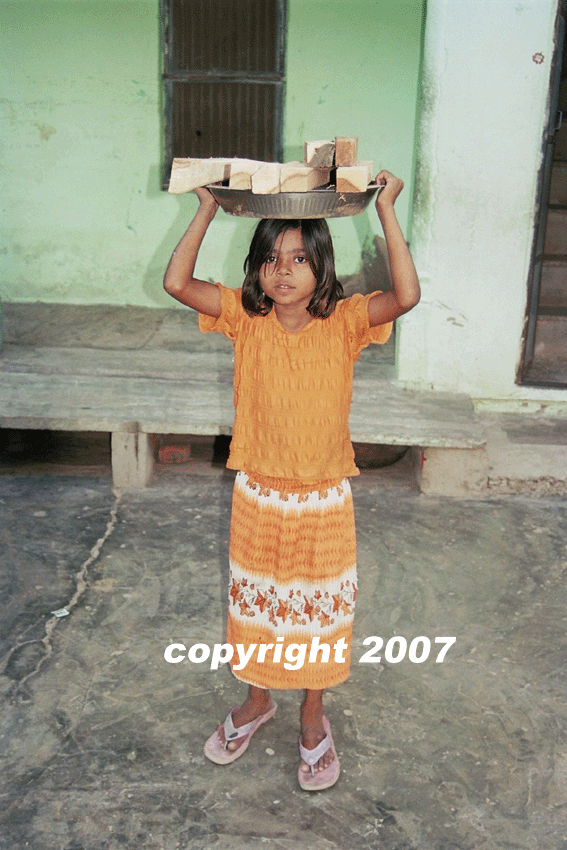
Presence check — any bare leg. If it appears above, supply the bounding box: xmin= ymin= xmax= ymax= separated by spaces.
xmin=299 ymin=688 xmax=335 ymax=773
xmin=217 ymin=684 xmax=273 ymax=752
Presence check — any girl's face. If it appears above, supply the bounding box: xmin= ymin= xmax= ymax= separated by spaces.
xmin=259 ymin=228 xmax=317 ymax=311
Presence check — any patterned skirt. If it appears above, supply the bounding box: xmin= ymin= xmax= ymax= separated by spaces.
xmin=226 ymin=470 xmax=357 ymax=690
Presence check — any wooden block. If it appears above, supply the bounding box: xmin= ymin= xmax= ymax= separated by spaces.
xmin=280 ymin=161 xmax=330 ymax=192
xmin=336 ymin=165 xmax=370 ymax=193
xmin=251 ymin=162 xmax=281 ymax=194
xmin=229 ymin=159 xmax=265 ymax=190
xmin=168 ymin=158 xmax=231 ymax=194
xmin=358 ymin=160 xmax=374 ymax=183
xmin=335 ymin=136 xmax=358 ymax=166
xmin=304 ymin=140 xmax=335 ymax=168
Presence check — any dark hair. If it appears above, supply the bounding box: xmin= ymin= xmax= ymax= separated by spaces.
xmin=241 ymin=219 xmax=344 ymax=318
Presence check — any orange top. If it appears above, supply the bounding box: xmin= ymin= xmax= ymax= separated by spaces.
xmin=199 ymin=285 xmax=392 ymax=484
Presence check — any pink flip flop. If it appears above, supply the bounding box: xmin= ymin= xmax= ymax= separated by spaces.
xmin=204 ymin=701 xmax=277 ymax=765
xmin=298 ymin=715 xmax=341 ymax=791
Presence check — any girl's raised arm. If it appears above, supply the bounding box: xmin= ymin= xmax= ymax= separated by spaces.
xmin=163 ymin=188 xmax=222 ymax=318
xmin=367 ymin=171 xmax=421 ymax=327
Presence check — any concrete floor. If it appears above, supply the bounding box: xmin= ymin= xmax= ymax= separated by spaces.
xmin=1 ymin=455 xmax=566 ymax=850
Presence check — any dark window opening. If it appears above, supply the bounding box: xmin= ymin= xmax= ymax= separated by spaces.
xmin=161 ymin=0 xmax=287 ymax=187
xmin=520 ymin=4 xmax=567 ymax=387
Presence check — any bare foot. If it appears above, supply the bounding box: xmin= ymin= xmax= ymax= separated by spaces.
xmin=299 ymin=699 xmax=335 ymax=773
xmin=217 ymin=687 xmax=272 ymax=753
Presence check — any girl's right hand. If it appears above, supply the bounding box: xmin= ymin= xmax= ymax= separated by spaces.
xmin=194 ymin=186 xmax=219 ymax=213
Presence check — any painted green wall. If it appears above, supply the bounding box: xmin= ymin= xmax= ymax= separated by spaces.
xmin=284 ymin=0 xmax=424 ymax=271
xmin=1 ymin=0 xmax=424 ymax=306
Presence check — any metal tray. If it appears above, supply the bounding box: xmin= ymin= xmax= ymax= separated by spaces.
xmin=208 ymin=184 xmax=382 ymax=219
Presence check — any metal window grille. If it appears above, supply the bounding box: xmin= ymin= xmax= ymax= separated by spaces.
xmin=162 ymin=0 xmax=286 ymax=187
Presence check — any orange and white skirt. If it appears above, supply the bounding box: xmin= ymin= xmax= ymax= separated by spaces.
xmin=226 ymin=470 xmax=357 ymax=690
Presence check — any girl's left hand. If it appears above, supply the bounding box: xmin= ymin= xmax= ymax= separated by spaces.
xmin=375 ymin=170 xmax=404 ymax=212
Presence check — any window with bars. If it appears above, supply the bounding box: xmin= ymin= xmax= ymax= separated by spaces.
xmin=162 ymin=0 xmax=287 ymax=187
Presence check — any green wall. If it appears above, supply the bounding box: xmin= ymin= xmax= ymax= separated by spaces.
xmin=284 ymin=0 xmax=424 ymax=271
xmin=1 ymin=0 xmax=424 ymax=307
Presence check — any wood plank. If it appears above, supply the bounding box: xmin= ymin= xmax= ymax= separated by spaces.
xmin=0 ymin=344 xmax=234 ymax=383
xmin=228 ymin=159 xmax=265 ymax=190
xmin=0 ymin=369 xmax=485 ymax=448
xmin=0 ymin=372 xmax=235 ymax=435
xmin=280 ymin=162 xmax=330 ymax=192
xmin=0 ymin=304 xmax=485 ymax=451
xmin=168 ymin=157 xmax=231 ymax=194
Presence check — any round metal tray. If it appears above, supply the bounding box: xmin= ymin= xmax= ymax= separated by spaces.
xmin=208 ymin=185 xmax=382 ymax=219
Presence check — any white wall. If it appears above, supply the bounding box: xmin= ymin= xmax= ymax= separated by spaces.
xmin=397 ymin=0 xmax=564 ymax=406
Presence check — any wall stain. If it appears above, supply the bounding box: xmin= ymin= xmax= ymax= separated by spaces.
xmin=35 ymin=123 xmax=56 ymax=142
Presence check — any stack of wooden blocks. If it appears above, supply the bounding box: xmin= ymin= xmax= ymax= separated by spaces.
xmin=168 ymin=136 xmax=374 ymax=195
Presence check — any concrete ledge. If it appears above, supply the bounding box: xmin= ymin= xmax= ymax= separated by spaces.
xmin=481 ymin=412 xmax=567 ymax=496
xmin=411 ymin=446 xmax=489 ymax=498
xmin=111 ymin=432 xmax=153 ymax=489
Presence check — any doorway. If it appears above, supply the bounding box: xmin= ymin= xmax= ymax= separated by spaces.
xmin=521 ymin=3 xmax=567 ymax=387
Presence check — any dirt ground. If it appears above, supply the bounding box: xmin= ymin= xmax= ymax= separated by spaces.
xmin=1 ymin=450 xmax=566 ymax=850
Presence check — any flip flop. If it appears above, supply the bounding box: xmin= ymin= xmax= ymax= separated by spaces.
xmin=204 ymin=701 xmax=277 ymax=765
xmin=298 ymin=715 xmax=341 ymax=791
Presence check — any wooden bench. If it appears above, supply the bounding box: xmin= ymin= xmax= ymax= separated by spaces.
xmin=0 ymin=304 xmax=487 ymax=494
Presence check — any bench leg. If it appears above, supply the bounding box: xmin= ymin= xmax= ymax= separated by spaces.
xmin=411 ymin=446 xmax=488 ymax=497
xmin=111 ymin=432 xmax=154 ymax=488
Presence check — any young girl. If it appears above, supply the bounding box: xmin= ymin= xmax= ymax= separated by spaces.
xmin=163 ymin=171 xmax=420 ymax=791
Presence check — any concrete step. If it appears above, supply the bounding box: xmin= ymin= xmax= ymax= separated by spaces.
xmin=540 ymin=259 xmax=567 ymax=310
xmin=549 ymin=161 xmax=567 ymax=206
xmin=534 ymin=313 xmax=567 ymax=362
xmin=544 ymin=208 xmax=567 ymax=255
xmin=480 ymin=411 xmax=567 ymax=493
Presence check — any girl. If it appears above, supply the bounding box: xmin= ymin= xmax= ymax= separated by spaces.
xmin=163 ymin=171 xmax=420 ymax=791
